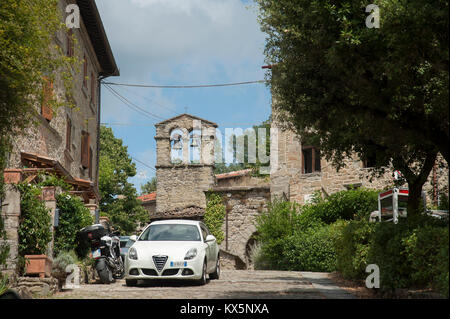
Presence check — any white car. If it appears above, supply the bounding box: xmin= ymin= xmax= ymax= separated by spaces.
xmin=124 ymin=219 xmax=220 ymax=286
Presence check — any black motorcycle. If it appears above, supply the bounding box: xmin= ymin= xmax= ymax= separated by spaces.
xmin=79 ymin=224 xmax=124 ymax=284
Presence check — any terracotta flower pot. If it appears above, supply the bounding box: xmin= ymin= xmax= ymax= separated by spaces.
xmin=24 ymin=255 xmax=53 ymax=278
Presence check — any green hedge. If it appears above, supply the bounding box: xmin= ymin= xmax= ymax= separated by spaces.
xmin=55 ymin=193 xmax=93 ymax=258
xmin=282 ymin=223 xmax=343 ymax=272
xmin=299 ymin=188 xmax=379 ymax=224
xmin=334 ymin=219 xmax=375 ymax=279
xmin=334 ymin=216 xmax=449 ymax=297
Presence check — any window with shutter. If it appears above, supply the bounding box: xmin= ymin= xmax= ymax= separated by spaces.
xmin=83 ymin=54 xmax=87 ymax=88
xmin=67 ymin=29 xmax=74 ymax=57
xmin=81 ymin=131 xmax=90 ymax=168
xmin=41 ymin=77 xmax=53 ymax=121
xmin=89 ymin=147 xmax=93 ymax=179
xmin=91 ymin=72 xmax=95 ymax=103
xmin=66 ymin=116 xmax=72 ymax=151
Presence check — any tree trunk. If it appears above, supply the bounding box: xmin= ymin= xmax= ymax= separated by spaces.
xmin=392 ymin=151 xmax=438 ymax=220
xmin=406 ymin=181 xmax=424 ymax=219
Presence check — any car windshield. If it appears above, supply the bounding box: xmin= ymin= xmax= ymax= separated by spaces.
xmin=139 ymin=224 xmax=201 ymax=241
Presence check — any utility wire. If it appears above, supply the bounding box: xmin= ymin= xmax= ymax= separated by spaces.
xmin=102 ymin=80 xmax=265 ymax=89
xmin=116 ymin=85 xmax=179 ymax=115
xmin=131 ymin=155 xmax=156 ymax=171
xmin=104 ymin=84 xmax=163 ymax=121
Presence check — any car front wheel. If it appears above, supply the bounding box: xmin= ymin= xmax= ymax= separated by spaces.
xmin=209 ymin=256 xmax=220 ymax=280
xmin=197 ymin=260 xmax=207 ymax=286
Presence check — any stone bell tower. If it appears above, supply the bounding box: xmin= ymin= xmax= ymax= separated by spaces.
xmin=154 ymin=114 xmax=217 ymax=219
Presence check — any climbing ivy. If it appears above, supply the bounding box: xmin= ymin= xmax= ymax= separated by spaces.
xmin=204 ymin=192 xmax=226 ymax=245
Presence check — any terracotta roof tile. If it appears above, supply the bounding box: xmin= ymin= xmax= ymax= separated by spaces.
xmin=137 ymin=192 xmax=156 ymax=202
xmin=215 ymin=169 xmax=252 ymax=180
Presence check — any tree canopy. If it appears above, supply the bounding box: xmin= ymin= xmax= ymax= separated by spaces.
xmin=140 ymin=177 xmax=157 ymax=195
xmin=256 ymin=0 xmax=449 ymax=215
xmin=99 ymin=126 xmax=148 ymax=234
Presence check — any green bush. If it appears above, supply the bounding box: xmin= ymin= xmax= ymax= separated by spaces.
xmin=54 ymin=193 xmax=93 ymax=258
xmin=255 ymin=200 xmax=301 ymax=269
xmin=52 ymin=250 xmax=78 ymax=280
xmin=301 ymin=188 xmax=379 ymax=224
xmin=334 ymin=219 xmax=375 ymax=279
xmin=282 ymin=223 xmax=340 ymax=272
xmin=402 ymin=224 xmax=449 ymax=297
xmin=17 ymin=183 xmax=52 ymax=256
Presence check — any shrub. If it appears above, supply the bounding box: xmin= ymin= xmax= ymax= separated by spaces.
xmin=255 ymin=200 xmax=301 ymax=269
xmin=17 ymin=183 xmax=52 ymax=256
xmin=54 ymin=193 xmax=93 ymax=258
xmin=204 ymin=192 xmax=226 ymax=244
xmin=301 ymin=188 xmax=379 ymax=224
xmin=334 ymin=219 xmax=375 ymax=279
xmin=256 ymin=200 xmax=300 ymax=241
xmin=283 ymin=223 xmax=339 ymax=272
xmin=402 ymin=224 xmax=449 ymax=297
xmin=52 ymin=250 xmax=78 ymax=289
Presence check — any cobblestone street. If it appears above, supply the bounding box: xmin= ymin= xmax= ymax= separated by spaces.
xmin=49 ymin=270 xmax=356 ymax=299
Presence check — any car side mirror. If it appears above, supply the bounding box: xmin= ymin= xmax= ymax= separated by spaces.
xmin=205 ymin=235 xmax=216 ymax=243
xmin=129 ymin=235 xmax=137 ymax=242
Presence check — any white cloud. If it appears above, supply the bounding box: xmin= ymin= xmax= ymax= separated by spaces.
xmin=96 ymin=0 xmax=266 ymax=83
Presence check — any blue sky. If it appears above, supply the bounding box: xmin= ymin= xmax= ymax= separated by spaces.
xmin=96 ymin=0 xmax=271 ymax=193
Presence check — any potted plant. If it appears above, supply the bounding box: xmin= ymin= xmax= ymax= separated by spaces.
xmin=17 ymin=183 xmax=53 ymax=277
xmin=51 ymin=251 xmax=77 ymax=290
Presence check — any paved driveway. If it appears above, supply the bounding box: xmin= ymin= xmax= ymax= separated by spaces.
xmin=50 ymin=270 xmax=356 ymax=299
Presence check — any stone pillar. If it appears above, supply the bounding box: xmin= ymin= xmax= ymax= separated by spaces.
xmin=41 ymin=186 xmax=61 ymax=259
xmin=1 ymin=170 xmax=22 ymax=275
xmin=85 ymin=199 xmax=98 ymax=223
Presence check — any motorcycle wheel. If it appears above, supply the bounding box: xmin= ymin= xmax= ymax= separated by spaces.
xmin=96 ymin=259 xmax=113 ymax=284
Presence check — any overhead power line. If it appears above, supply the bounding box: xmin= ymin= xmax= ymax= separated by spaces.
xmin=101 ymin=80 xmax=266 ymax=89
xmin=131 ymin=156 xmax=156 ymax=171
xmin=104 ymin=84 xmax=164 ymax=121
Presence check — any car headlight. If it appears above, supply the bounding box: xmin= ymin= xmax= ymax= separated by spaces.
xmin=128 ymin=247 xmax=138 ymax=260
xmin=184 ymin=248 xmax=197 ymax=260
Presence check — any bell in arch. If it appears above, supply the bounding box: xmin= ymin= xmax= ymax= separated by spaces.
xmin=190 ymin=136 xmax=200 ymax=148
xmin=171 ymin=133 xmax=182 ymax=150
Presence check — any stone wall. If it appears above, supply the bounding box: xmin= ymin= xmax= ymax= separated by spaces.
xmin=1 ymin=184 xmax=21 ymax=274
xmin=156 ymin=165 xmax=215 ymax=213
xmin=212 ymin=185 xmax=271 ymax=269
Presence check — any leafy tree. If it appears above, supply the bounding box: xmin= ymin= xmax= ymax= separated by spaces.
xmin=99 ymin=126 xmax=148 ymax=234
xmin=256 ymin=0 xmax=448 ymax=216
xmin=140 ymin=177 xmax=157 ymax=195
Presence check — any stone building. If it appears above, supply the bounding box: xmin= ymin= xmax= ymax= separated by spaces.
xmin=153 ymin=114 xmax=217 ymax=219
xmin=137 ymin=192 xmax=156 ymax=219
xmin=1 ymin=0 xmax=119 ymax=273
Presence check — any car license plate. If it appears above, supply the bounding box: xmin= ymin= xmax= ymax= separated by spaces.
xmin=170 ymin=261 xmax=187 ymax=267
xmin=92 ymin=249 xmax=101 ymax=258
